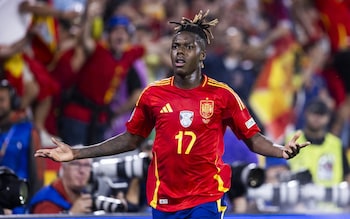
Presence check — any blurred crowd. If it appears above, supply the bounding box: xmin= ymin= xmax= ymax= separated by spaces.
xmin=1 ymin=0 xmax=350 ymax=216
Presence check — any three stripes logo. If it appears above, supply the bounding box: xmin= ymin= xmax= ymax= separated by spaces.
xmin=160 ymin=103 xmax=173 ymax=113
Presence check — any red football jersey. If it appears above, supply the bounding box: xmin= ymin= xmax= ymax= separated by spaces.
xmin=126 ymin=75 xmax=260 ymax=212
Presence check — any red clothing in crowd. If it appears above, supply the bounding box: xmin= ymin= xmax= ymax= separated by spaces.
xmin=314 ymin=0 xmax=350 ymax=53
xmin=53 ymin=43 xmax=145 ymax=123
xmin=4 ymin=53 xmax=59 ymax=100
xmin=313 ymin=0 xmax=350 ymax=106
xmin=31 ymin=179 xmax=69 ymax=214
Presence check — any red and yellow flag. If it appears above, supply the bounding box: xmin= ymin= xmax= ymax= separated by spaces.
xmin=249 ymin=33 xmax=301 ymax=142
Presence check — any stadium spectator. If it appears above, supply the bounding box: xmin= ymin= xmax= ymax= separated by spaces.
xmin=0 ymin=0 xmax=79 ymax=146
xmin=287 ymin=98 xmax=350 ymax=187
xmin=28 ymin=157 xmax=93 ymax=214
xmin=0 ymin=80 xmax=43 ymax=214
xmin=52 ymin=0 xmax=146 ymax=145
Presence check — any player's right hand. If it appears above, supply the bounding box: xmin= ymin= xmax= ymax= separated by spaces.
xmin=34 ymin=137 xmax=74 ymax=162
xmin=282 ymin=130 xmax=310 ymax=159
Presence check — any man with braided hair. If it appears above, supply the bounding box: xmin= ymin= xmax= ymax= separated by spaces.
xmin=34 ymin=10 xmax=310 ymax=218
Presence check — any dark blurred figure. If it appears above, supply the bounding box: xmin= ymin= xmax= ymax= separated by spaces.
xmin=0 ymin=80 xmax=43 ymax=214
xmin=287 ymin=98 xmax=350 ymax=187
xmin=311 ymin=0 xmax=350 ymax=141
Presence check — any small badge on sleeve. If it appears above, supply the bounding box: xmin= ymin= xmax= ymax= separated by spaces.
xmin=245 ymin=118 xmax=256 ymax=129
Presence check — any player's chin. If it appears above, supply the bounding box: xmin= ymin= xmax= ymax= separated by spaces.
xmin=173 ymin=67 xmax=187 ymax=75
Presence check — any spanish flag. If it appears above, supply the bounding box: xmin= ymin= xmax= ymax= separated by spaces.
xmin=249 ymin=33 xmax=301 ymax=142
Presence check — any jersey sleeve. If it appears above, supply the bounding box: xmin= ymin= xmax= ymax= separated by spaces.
xmin=126 ymin=87 xmax=155 ymax=138
xmin=223 ymin=89 xmax=260 ymax=139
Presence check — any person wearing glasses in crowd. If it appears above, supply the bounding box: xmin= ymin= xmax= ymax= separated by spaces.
xmin=28 ymin=157 xmax=93 ymax=214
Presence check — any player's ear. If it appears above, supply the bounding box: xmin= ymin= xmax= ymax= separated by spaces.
xmin=200 ymin=51 xmax=206 ymax=61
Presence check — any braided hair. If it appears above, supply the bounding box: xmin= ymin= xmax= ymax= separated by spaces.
xmin=169 ymin=10 xmax=219 ymax=45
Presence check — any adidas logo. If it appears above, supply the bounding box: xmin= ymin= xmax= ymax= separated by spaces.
xmin=160 ymin=103 xmax=173 ymax=113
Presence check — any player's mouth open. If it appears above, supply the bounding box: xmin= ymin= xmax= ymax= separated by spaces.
xmin=175 ymin=58 xmax=186 ymax=67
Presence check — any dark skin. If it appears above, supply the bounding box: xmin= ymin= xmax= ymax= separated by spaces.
xmin=35 ymin=31 xmax=310 ymax=161
xmin=171 ymin=32 xmax=205 ymax=89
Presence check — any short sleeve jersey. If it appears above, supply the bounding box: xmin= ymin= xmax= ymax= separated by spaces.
xmin=126 ymin=75 xmax=260 ymax=212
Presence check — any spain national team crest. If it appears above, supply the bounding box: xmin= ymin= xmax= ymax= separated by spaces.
xmin=179 ymin=111 xmax=194 ymax=128
xmin=200 ymin=99 xmax=214 ymax=124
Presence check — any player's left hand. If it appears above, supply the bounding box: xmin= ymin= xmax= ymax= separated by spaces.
xmin=282 ymin=130 xmax=310 ymax=159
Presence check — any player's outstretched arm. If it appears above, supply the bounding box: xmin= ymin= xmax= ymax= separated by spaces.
xmin=244 ymin=130 xmax=310 ymax=159
xmin=35 ymin=132 xmax=145 ymax=162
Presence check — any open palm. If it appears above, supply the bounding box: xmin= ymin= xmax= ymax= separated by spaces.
xmin=35 ymin=138 xmax=74 ymax=162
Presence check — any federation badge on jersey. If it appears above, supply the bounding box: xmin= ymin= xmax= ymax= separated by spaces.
xmin=179 ymin=111 xmax=194 ymax=128
xmin=200 ymin=99 xmax=214 ymax=124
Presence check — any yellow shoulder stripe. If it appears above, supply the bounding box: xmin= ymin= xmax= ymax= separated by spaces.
xmin=207 ymin=79 xmax=245 ymax=110
xmin=135 ymin=77 xmax=172 ymax=106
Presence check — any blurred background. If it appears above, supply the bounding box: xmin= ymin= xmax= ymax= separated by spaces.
xmin=1 ymin=0 xmax=350 ymax=217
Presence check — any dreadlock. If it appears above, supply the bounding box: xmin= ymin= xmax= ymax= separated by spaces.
xmin=169 ymin=10 xmax=219 ymax=45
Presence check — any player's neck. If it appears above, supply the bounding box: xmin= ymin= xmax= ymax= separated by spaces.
xmin=173 ymin=71 xmax=203 ymax=89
